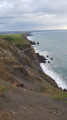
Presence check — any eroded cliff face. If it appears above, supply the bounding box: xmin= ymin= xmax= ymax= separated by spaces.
xmin=0 ymin=34 xmax=67 ymax=120
xmin=0 ymin=34 xmax=58 ymax=88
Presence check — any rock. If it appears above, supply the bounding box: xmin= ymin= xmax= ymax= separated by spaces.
xmin=29 ymin=40 xmax=36 ymax=45
xmin=50 ymin=58 xmax=53 ymax=60
xmin=47 ymin=55 xmax=49 ymax=57
xmin=37 ymin=42 xmax=39 ymax=44
xmin=63 ymin=89 xmax=67 ymax=92
xmin=39 ymin=55 xmax=47 ymax=63
xmin=36 ymin=53 xmax=47 ymax=63
xmin=48 ymin=61 xmax=51 ymax=63
xmin=13 ymin=82 xmax=24 ymax=88
xmin=17 ymin=83 xmax=24 ymax=88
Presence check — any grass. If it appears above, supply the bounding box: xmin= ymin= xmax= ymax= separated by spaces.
xmin=0 ymin=85 xmax=9 ymax=92
xmin=50 ymin=107 xmax=58 ymax=113
xmin=39 ymin=86 xmax=47 ymax=92
xmin=0 ymin=34 xmax=31 ymax=51
xmin=16 ymin=44 xmax=30 ymax=50
xmin=35 ymin=86 xmax=47 ymax=92
xmin=29 ymin=103 xmax=34 ymax=107
xmin=34 ymin=86 xmax=67 ymax=103
xmin=51 ymin=89 xmax=67 ymax=102
xmin=0 ymin=82 xmax=11 ymax=92
xmin=0 ymin=34 xmax=24 ymax=45
xmin=36 ymin=53 xmax=40 ymax=58
xmin=53 ymin=93 xmax=67 ymax=102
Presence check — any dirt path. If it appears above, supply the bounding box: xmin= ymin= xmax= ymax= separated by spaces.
xmin=0 ymin=86 xmax=67 ymax=120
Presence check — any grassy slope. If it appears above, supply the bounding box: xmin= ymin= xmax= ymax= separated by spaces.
xmin=0 ymin=33 xmax=67 ymax=99
xmin=0 ymin=34 xmax=24 ymax=44
xmin=0 ymin=33 xmax=67 ymax=120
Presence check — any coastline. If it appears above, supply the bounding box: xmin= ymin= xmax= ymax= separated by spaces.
xmin=27 ymin=34 xmax=67 ymax=90
xmin=26 ymin=34 xmax=60 ymax=89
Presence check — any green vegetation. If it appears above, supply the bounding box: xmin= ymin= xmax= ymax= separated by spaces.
xmin=29 ymin=103 xmax=34 ymax=107
xmin=39 ymin=86 xmax=47 ymax=92
xmin=0 ymin=34 xmax=31 ymax=51
xmin=16 ymin=44 xmax=30 ymax=50
xmin=52 ymin=89 xmax=67 ymax=102
xmin=35 ymin=86 xmax=47 ymax=92
xmin=35 ymin=86 xmax=67 ymax=103
xmin=50 ymin=107 xmax=58 ymax=113
xmin=0 ymin=34 xmax=24 ymax=45
xmin=36 ymin=53 xmax=41 ymax=60
xmin=0 ymin=83 xmax=11 ymax=92
xmin=36 ymin=53 xmax=40 ymax=58
xmin=53 ymin=93 xmax=67 ymax=102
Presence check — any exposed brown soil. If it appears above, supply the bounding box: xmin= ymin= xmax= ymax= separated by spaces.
xmin=0 ymin=84 xmax=67 ymax=120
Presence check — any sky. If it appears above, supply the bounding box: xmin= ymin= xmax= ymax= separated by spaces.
xmin=0 ymin=0 xmax=67 ymax=31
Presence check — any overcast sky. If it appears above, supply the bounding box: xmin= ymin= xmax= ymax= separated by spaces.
xmin=0 ymin=0 xmax=67 ymax=31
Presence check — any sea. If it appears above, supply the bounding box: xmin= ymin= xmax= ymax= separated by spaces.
xmin=27 ymin=30 xmax=67 ymax=90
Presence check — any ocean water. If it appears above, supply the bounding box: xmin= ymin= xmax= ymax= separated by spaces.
xmin=27 ymin=30 xmax=67 ymax=90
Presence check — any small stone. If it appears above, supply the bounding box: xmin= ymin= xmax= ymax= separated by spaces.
xmin=48 ymin=61 xmax=51 ymax=63
xmin=37 ymin=42 xmax=39 ymax=44
xmin=50 ymin=58 xmax=53 ymax=60
xmin=47 ymin=55 xmax=49 ymax=57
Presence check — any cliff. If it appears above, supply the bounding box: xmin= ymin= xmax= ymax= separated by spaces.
xmin=0 ymin=33 xmax=67 ymax=120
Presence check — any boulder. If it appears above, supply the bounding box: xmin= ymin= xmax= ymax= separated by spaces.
xmin=48 ymin=61 xmax=51 ymax=63
xmin=36 ymin=53 xmax=47 ymax=63
xmin=47 ymin=55 xmax=49 ymax=57
xmin=29 ymin=40 xmax=36 ymax=45
xmin=50 ymin=58 xmax=53 ymax=60
xmin=37 ymin=42 xmax=39 ymax=44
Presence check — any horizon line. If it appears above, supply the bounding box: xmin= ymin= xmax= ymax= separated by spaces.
xmin=0 ymin=29 xmax=67 ymax=33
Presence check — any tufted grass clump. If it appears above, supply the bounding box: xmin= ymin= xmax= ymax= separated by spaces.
xmin=35 ymin=86 xmax=47 ymax=92
xmin=0 ymin=83 xmax=11 ymax=92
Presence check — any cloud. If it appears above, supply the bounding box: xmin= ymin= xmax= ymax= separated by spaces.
xmin=0 ymin=0 xmax=67 ymax=31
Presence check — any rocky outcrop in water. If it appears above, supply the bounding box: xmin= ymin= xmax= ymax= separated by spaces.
xmin=29 ymin=40 xmax=36 ymax=45
xmin=37 ymin=42 xmax=39 ymax=44
xmin=50 ymin=58 xmax=53 ymax=60
xmin=36 ymin=53 xmax=47 ymax=63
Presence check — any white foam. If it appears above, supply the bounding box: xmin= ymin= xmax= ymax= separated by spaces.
xmin=40 ymin=63 xmax=67 ymax=89
xmin=34 ymin=46 xmax=67 ymax=89
xmin=27 ymin=35 xmax=67 ymax=89
xmin=33 ymin=46 xmax=50 ymax=56
xmin=33 ymin=46 xmax=41 ymax=53
xmin=27 ymin=36 xmax=34 ymax=41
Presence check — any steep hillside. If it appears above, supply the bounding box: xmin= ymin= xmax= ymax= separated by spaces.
xmin=0 ymin=34 xmax=58 ymax=88
xmin=0 ymin=33 xmax=67 ymax=120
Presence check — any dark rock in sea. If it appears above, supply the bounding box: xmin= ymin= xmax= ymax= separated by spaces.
xmin=37 ymin=42 xmax=39 ymax=44
xmin=47 ymin=55 xmax=49 ymax=57
xmin=40 ymin=56 xmax=47 ymax=63
xmin=48 ymin=61 xmax=51 ymax=63
xmin=50 ymin=58 xmax=53 ymax=60
xmin=36 ymin=53 xmax=47 ymax=63
xmin=63 ymin=89 xmax=67 ymax=92
xmin=29 ymin=40 xmax=36 ymax=45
